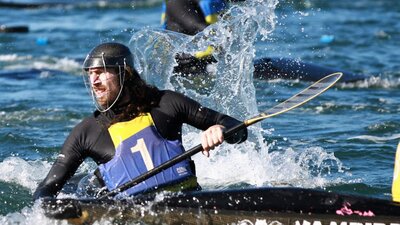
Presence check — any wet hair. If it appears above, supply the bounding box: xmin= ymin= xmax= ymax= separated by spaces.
xmin=111 ymin=67 xmax=161 ymax=124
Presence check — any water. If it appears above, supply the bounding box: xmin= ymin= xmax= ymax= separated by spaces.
xmin=0 ymin=0 xmax=399 ymax=223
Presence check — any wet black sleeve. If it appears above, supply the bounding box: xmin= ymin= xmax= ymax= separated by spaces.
xmin=165 ymin=0 xmax=245 ymax=35
xmin=33 ymin=117 xmax=111 ymax=200
xmin=152 ymin=90 xmax=247 ymax=144
xmin=165 ymin=0 xmax=208 ymax=35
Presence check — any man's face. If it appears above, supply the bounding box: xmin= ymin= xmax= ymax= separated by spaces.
xmin=87 ymin=67 xmax=121 ymax=109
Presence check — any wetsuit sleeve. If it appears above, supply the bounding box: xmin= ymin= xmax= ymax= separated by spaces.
xmin=189 ymin=102 xmax=248 ymax=144
xmin=164 ymin=0 xmax=245 ymax=35
xmin=155 ymin=90 xmax=247 ymax=144
xmin=33 ymin=120 xmax=90 ymax=200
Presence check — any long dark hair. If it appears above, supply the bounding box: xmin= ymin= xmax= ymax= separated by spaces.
xmin=111 ymin=67 xmax=160 ymax=124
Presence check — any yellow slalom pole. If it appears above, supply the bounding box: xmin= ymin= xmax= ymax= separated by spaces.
xmin=392 ymin=142 xmax=400 ymax=202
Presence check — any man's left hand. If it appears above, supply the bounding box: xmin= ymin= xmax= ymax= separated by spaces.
xmin=201 ymin=125 xmax=225 ymax=157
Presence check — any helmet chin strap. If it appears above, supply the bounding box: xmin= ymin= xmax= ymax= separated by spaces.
xmin=86 ymin=54 xmax=127 ymax=113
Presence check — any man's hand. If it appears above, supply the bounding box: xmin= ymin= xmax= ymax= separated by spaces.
xmin=173 ymin=51 xmax=217 ymax=75
xmin=201 ymin=124 xmax=225 ymax=157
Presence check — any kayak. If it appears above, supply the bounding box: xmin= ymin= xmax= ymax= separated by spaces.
xmin=42 ymin=187 xmax=400 ymax=224
xmin=0 ymin=0 xmax=134 ymax=8
xmin=0 ymin=24 xmax=29 ymax=33
xmin=253 ymin=57 xmax=367 ymax=82
xmin=172 ymin=56 xmax=368 ymax=82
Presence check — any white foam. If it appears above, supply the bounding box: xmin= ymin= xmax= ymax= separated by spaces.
xmin=191 ymin=134 xmax=346 ymax=189
xmin=349 ymin=133 xmax=400 ymax=143
xmin=32 ymin=57 xmax=81 ymax=73
xmin=0 ymin=201 xmax=69 ymax=225
xmin=0 ymin=156 xmax=97 ymax=194
xmin=0 ymin=157 xmax=52 ymax=193
xmin=339 ymin=75 xmax=400 ymax=89
xmin=0 ymin=54 xmax=31 ymax=62
xmin=1 ymin=54 xmax=80 ymax=74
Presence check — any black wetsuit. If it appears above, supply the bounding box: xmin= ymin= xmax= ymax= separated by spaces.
xmin=34 ymin=90 xmax=247 ymax=199
xmin=164 ymin=0 xmax=237 ymax=74
xmin=164 ymin=0 xmax=209 ymax=35
xmin=164 ymin=0 xmax=244 ymax=35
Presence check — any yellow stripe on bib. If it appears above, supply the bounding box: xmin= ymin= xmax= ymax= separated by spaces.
xmin=108 ymin=113 xmax=154 ymax=148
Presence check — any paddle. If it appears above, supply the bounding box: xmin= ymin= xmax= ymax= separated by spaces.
xmin=99 ymin=72 xmax=343 ymax=199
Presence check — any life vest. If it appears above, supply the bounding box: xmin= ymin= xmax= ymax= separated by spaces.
xmin=98 ymin=113 xmax=195 ymax=197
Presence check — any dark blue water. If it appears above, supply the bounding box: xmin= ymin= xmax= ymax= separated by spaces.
xmin=0 ymin=0 xmax=399 ymax=223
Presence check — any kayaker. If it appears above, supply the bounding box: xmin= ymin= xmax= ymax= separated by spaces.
xmin=161 ymin=0 xmax=229 ymax=35
xmin=161 ymin=0 xmax=243 ymax=74
xmin=33 ymin=42 xmax=247 ymax=199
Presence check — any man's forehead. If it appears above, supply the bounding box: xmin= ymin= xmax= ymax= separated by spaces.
xmin=89 ymin=67 xmax=105 ymax=70
xmin=88 ymin=67 xmax=116 ymax=72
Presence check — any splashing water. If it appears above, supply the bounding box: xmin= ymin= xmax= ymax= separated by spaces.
xmin=0 ymin=157 xmax=51 ymax=193
xmin=130 ymin=0 xmax=277 ymax=110
xmin=0 ymin=0 xmax=397 ymax=223
xmin=130 ymin=0 xmax=278 ymax=144
xmin=129 ymin=0 xmax=345 ymax=190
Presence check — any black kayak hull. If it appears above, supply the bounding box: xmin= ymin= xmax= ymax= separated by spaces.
xmin=254 ymin=57 xmax=368 ymax=82
xmin=173 ymin=56 xmax=368 ymax=83
xmin=42 ymin=187 xmax=400 ymax=224
xmin=0 ymin=24 xmax=29 ymax=33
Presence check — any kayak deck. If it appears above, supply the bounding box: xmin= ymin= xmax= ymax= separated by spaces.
xmin=42 ymin=187 xmax=400 ymax=224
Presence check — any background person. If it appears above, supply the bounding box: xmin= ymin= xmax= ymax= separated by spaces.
xmin=161 ymin=0 xmax=242 ymax=74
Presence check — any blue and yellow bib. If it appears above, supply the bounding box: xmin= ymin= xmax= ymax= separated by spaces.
xmin=98 ymin=113 xmax=194 ymax=196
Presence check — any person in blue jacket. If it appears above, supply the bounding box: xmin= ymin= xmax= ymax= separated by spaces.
xmin=161 ymin=0 xmax=227 ymax=35
xmin=160 ymin=0 xmax=241 ymax=74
